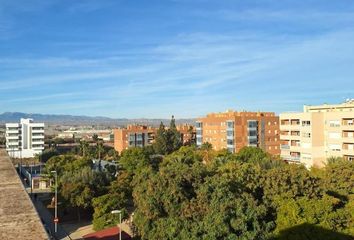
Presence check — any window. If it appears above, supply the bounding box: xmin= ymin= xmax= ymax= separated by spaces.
xmin=329 ymin=120 xmax=340 ymax=127
xmin=269 ymin=146 xmax=272 ymax=150
xmin=249 ymin=138 xmax=257 ymax=145
xmin=275 ymin=130 xmax=278 ymax=134
xmin=248 ymin=130 xmax=257 ymax=137
xmin=248 ymin=120 xmax=258 ymax=128
xmin=302 ymin=121 xmax=311 ymax=126
xmin=226 ymin=121 xmax=234 ymax=128
xmin=227 ymin=130 xmax=234 ymax=137
xmin=268 ymin=122 xmax=271 ymax=125
xmin=275 ymin=146 xmax=278 ymax=149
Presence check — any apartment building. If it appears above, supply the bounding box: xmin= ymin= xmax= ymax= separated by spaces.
xmin=114 ymin=125 xmax=155 ymax=153
xmin=6 ymin=118 xmax=45 ymax=158
xmin=196 ymin=110 xmax=280 ymax=155
xmin=177 ymin=124 xmax=196 ymax=145
xmin=114 ymin=124 xmax=196 ymax=153
xmin=280 ymin=100 xmax=354 ymax=168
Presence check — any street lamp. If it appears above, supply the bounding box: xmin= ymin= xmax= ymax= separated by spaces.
xmin=111 ymin=210 xmax=122 ymax=240
xmin=51 ymin=170 xmax=58 ymax=233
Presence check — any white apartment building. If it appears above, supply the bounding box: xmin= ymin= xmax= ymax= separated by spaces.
xmin=280 ymin=100 xmax=354 ymax=168
xmin=6 ymin=118 xmax=45 ymax=158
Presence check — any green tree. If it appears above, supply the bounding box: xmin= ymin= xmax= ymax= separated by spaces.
xmin=153 ymin=122 xmax=168 ymax=154
xmin=92 ymin=171 xmax=132 ymax=230
xmin=79 ymin=140 xmax=90 ymax=158
xmin=132 ymin=147 xmax=272 ymax=240
xmin=92 ymin=134 xmax=99 ymax=142
xmin=167 ymin=115 xmax=182 ymax=153
xmin=153 ymin=116 xmax=182 ymax=155
xmin=61 ymin=167 xmax=109 ymax=221
xmin=96 ymin=141 xmax=104 ymax=160
xmin=119 ymin=147 xmax=150 ymax=174
xmin=37 ymin=148 xmax=60 ymax=163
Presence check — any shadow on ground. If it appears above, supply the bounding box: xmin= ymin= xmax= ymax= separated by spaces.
xmin=270 ymin=223 xmax=353 ymax=240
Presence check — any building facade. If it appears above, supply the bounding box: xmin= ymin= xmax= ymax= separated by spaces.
xmin=114 ymin=124 xmax=196 ymax=153
xmin=114 ymin=125 xmax=155 ymax=153
xmin=177 ymin=124 xmax=196 ymax=145
xmin=5 ymin=118 xmax=45 ymax=158
xmin=280 ymin=100 xmax=354 ymax=168
xmin=196 ymin=110 xmax=280 ymax=155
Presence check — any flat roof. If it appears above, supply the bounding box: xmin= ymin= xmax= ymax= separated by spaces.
xmin=0 ymin=149 xmax=48 ymax=240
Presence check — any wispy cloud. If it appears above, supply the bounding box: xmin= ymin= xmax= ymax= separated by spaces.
xmin=1 ymin=1 xmax=354 ymax=117
xmin=194 ymin=8 xmax=354 ymax=26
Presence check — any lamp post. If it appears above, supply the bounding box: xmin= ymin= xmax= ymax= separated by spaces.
xmin=51 ymin=170 xmax=58 ymax=233
xmin=111 ymin=210 xmax=122 ymax=240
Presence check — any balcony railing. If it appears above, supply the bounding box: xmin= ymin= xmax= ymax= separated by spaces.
xmin=281 ymin=155 xmax=300 ymax=161
xmin=281 ymin=145 xmax=290 ymax=150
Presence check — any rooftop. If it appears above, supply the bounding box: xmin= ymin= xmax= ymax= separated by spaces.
xmin=0 ymin=149 xmax=48 ymax=240
xmin=83 ymin=226 xmax=131 ymax=240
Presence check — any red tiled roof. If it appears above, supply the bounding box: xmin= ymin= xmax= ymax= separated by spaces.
xmin=83 ymin=226 xmax=131 ymax=240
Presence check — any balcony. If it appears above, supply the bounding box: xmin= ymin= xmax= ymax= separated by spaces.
xmin=281 ymin=155 xmax=301 ymax=162
xmin=7 ymin=142 xmax=19 ymax=146
xmin=280 ymin=124 xmax=301 ymax=131
xmin=342 ymin=124 xmax=354 ymax=131
xmin=32 ymin=135 xmax=44 ymax=139
xmin=32 ymin=145 xmax=44 ymax=150
xmin=6 ymin=129 xmax=19 ymax=134
xmin=342 ymin=148 xmax=354 ymax=155
xmin=6 ymin=135 xmax=19 ymax=139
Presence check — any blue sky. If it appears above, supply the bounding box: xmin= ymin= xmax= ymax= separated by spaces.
xmin=0 ymin=0 xmax=354 ymax=118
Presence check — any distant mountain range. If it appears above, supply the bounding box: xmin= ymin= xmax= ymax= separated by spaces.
xmin=0 ymin=112 xmax=195 ymax=126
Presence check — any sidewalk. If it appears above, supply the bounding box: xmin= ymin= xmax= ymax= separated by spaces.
xmin=32 ymin=197 xmax=71 ymax=240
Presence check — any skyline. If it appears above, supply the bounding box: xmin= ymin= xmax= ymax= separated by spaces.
xmin=1 ymin=0 xmax=354 ymax=118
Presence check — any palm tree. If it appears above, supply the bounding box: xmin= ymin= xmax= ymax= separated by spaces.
xmin=97 ymin=141 xmax=104 ymax=171
xmin=80 ymin=140 xmax=90 ymax=158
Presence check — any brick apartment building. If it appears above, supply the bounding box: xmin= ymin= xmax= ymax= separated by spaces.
xmin=114 ymin=124 xmax=195 ymax=153
xmin=196 ymin=110 xmax=280 ymax=155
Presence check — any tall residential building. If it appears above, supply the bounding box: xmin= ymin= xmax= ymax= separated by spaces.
xmin=196 ymin=110 xmax=280 ymax=155
xmin=114 ymin=125 xmax=155 ymax=153
xmin=280 ymin=100 xmax=354 ymax=168
xmin=5 ymin=118 xmax=45 ymax=158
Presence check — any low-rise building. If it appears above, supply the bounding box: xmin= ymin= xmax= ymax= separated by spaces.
xmin=280 ymin=100 xmax=354 ymax=168
xmin=6 ymin=118 xmax=44 ymax=158
xmin=196 ymin=110 xmax=280 ymax=155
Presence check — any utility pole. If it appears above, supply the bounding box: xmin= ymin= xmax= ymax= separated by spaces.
xmin=51 ymin=171 xmax=58 ymax=233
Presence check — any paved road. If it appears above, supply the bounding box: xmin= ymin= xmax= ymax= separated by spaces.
xmin=33 ymin=196 xmax=72 ymax=240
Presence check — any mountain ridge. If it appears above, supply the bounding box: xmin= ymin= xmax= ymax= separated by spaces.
xmin=0 ymin=112 xmax=195 ymax=126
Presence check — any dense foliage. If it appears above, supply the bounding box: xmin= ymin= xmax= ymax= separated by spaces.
xmin=129 ymin=146 xmax=353 ymax=239
xmin=44 ymin=142 xmax=354 ymax=239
